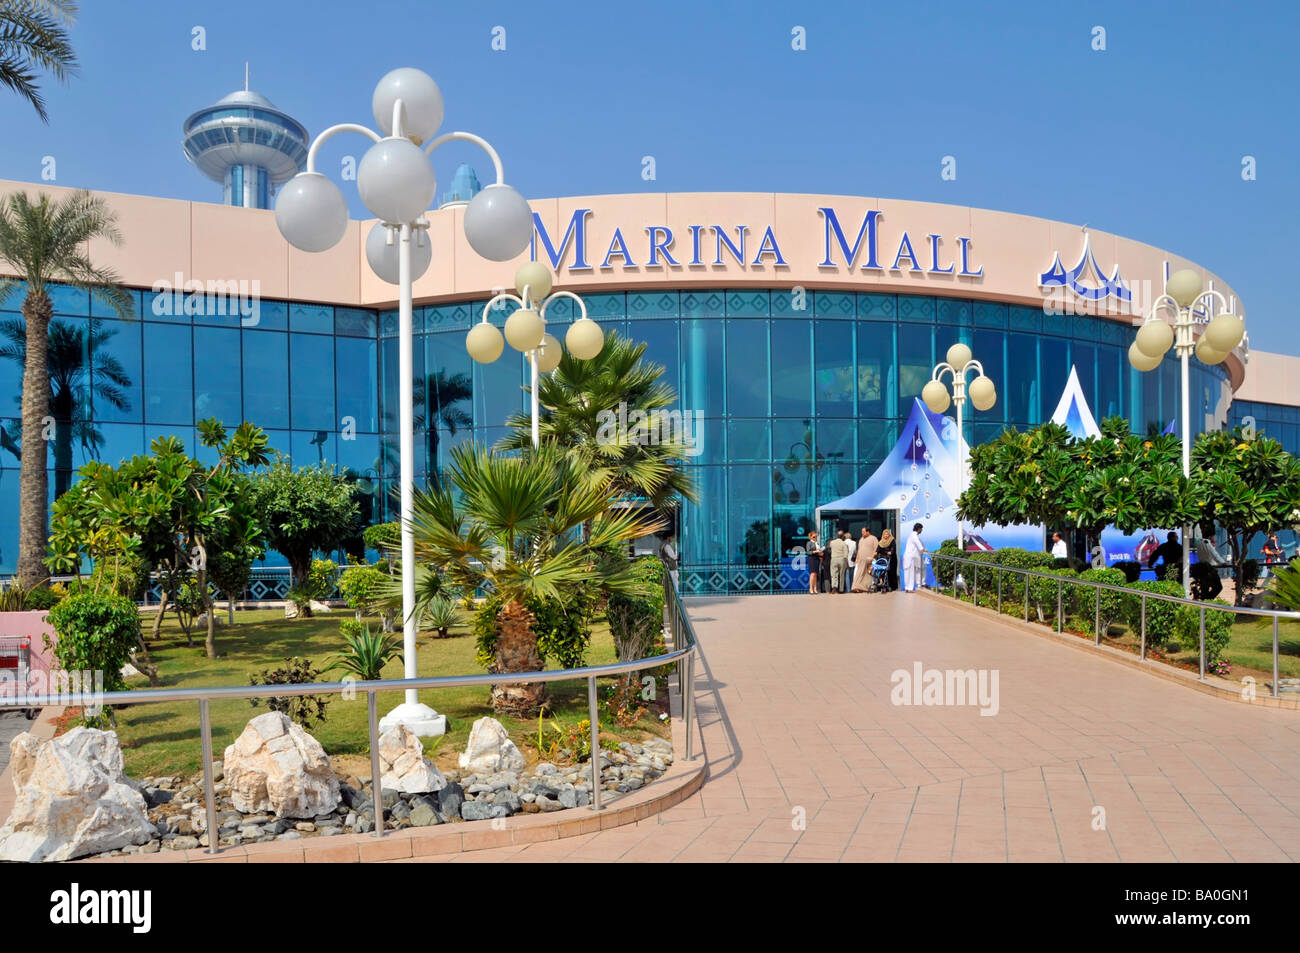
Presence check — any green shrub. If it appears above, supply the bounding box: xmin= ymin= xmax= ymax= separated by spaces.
xmin=1112 ymin=560 xmax=1142 ymax=584
xmin=1069 ymin=568 xmax=1129 ymax=635
xmin=607 ymin=556 xmax=666 ymax=662
xmin=249 ymin=657 xmax=329 ymax=728
xmin=932 ymin=540 xmax=961 ymax=588
xmin=1029 ymin=567 xmax=1077 ymax=623
xmin=336 ymin=562 xmax=388 ymax=619
xmin=423 ymin=595 xmax=461 ymax=638
xmin=473 ymin=583 xmax=601 ymax=671
xmin=22 ymin=585 xmax=63 ymax=611
xmin=46 ymin=592 xmax=141 ymax=726
xmin=1121 ymin=581 xmax=1189 ymax=649
xmin=1176 ymin=599 xmax=1235 ymax=665
xmin=307 ymin=558 xmax=338 ymax=599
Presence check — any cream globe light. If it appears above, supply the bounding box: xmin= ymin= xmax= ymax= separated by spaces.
xmin=275 ymin=172 xmax=349 ymax=252
xmin=1128 ymin=341 xmax=1163 ymax=372
xmin=1135 ymin=319 xmax=1174 ymax=358
xmin=463 ymin=184 xmax=534 ymax=261
xmin=357 ymin=138 xmax=437 ymax=223
xmin=1165 ymin=269 xmax=1203 ymax=308
xmin=371 ymin=67 xmax=444 ymax=144
xmin=466 ymin=321 xmax=504 ymax=363
xmin=536 ymin=333 xmax=562 ymax=373
xmin=566 ymin=317 xmax=605 ymax=360
xmin=515 ymin=261 xmax=553 ymax=301
xmin=921 ymin=379 xmax=951 ymax=414
xmin=1203 ymin=311 xmax=1245 ymax=353
xmin=504 ymin=307 xmax=545 ymax=352
xmin=968 ymin=375 xmax=997 ymax=412
xmin=946 ymin=342 xmax=972 ymax=369
xmin=365 ymin=221 xmax=431 ymax=284
xmin=1195 ymin=335 xmax=1227 ymax=365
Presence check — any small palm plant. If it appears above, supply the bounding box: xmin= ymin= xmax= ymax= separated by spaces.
xmin=1267 ymin=564 xmax=1300 ymax=613
xmin=324 ymin=621 xmax=403 ymax=682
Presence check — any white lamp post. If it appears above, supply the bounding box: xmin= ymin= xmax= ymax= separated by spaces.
xmin=274 ymin=67 xmax=534 ymax=737
xmin=921 ymin=343 xmax=997 ymax=552
xmin=466 ymin=262 xmax=604 ymax=448
xmin=1129 ymin=268 xmax=1246 ymax=597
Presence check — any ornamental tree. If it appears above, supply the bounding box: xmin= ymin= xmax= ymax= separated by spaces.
xmin=248 ymin=458 xmax=360 ymax=586
xmin=1191 ymin=426 xmax=1300 ymax=606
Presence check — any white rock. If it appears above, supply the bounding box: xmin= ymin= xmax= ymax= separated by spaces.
xmin=378 ymin=724 xmax=446 ymax=794
xmin=222 ymin=712 xmax=339 ymax=819
xmin=458 ymin=717 xmax=526 ymax=775
xmin=9 ymin=732 xmax=43 ymax=793
xmin=308 ymin=600 xmax=333 ymax=614
xmin=0 ymin=727 xmax=153 ymax=862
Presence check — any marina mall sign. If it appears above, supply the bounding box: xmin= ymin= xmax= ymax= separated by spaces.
xmin=529 ymin=206 xmax=986 ymax=277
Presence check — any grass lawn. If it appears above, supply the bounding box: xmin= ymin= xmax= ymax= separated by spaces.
xmin=106 ymin=607 xmax=671 ymax=779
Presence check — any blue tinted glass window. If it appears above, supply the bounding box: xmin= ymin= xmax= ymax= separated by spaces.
xmin=856 ymin=322 xmax=893 ymax=419
xmin=729 ymin=465 xmax=773 ymax=564
xmin=770 ymin=321 xmax=811 ymax=417
xmin=679 ymin=320 xmax=724 ymax=418
xmin=971 ymin=329 xmax=1006 ymax=426
xmin=144 ymin=324 xmax=192 ymax=424
xmin=423 ymin=333 xmax=473 ymax=479
xmin=335 ymin=308 xmax=376 ymax=337
xmin=231 ymin=165 xmax=244 ymax=207
xmin=193 ymin=327 xmax=242 ymax=426
xmin=290 ymin=303 xmax=333 ymax=334
xmin=142 ymin=290 xmax=191 ymax=324
xmin=1006 ymin=333 xmax=1037 ymax=425
xmin=637 ymin=320 xmax=679 ymax=398
xmin=242 ymin=330 xmax=288 ymax=429
xmin=725 ymin=319 xmax=769 ymax=417
xmin=91 ymin=288 xmax=141 ymax=319
xmin=290 ymin=333 xmax=336 ymax=430
xmin=336 ymin=337 xmax=378 ymax=433
xmin=814 ymin=321 xmax=855 ymax=418
xmin=292 ymin=429 xmax=335 ymax=467
xmin=897 ymin=324 xmax=933 ymax=405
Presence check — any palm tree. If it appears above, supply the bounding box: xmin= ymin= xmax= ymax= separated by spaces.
xmin=0 ymin=189 xmax=133 ymax=585
xmin=0 ymin=0 xmax=78 ymax=122
xmin=413 ymin=369 xmax=472 ymax=490
xmin=407 ymin=441 xmax=660 ymax=716
xmin=498 ymin=332 xmax=698 ymax=520
xmin=0 ymin=317 xmax=132 ymax=496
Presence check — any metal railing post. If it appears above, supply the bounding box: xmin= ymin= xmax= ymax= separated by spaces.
xmin=367 ymin=690 xmax=384 ymax=837
xmin=973 ymin=565 xmax=978 ymax=604
xmin=1057 ymin=580 xmax=1062 ymax=633
xmin=1198 ymin=606 xmax=1206 ymax=681
xmin=587 ymin=676 xmax=602 ymax=811
xmin=1273 ymin=616 xmax=1280 ymax=699
xmin=997 ymin=571 xmax=1002 ymax=614
xmin=684 ymin=650 xmax=696 ymax=761
xmin=199 ymin=699 xmax=218 ymax=855
xmin=1023 ymin=568 xmax=1029 ymax=621
xmin=1140 ymin=594 xmax=1147 ymax=660
xmin=1095 ymin=586 xmax=1101 ymax=645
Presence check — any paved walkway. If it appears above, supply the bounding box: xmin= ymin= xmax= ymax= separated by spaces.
xmin=398 ymin=592 xmax=1292 ymax=861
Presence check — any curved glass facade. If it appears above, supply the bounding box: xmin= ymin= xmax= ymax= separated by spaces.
xmin=0 ymin=284 xmax=1232 ymax=585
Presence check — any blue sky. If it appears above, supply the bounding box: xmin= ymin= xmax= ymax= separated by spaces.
xmin=2 ymin=0 xmax=1295 ymax=354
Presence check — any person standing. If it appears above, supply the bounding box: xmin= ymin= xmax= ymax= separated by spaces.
xmin=659 ymin=533 xmax=679 ymax=590
xmin=904 ymin=522 xmax=926 ymax=592
xmin=1148 ymin=531 xmax=1181 ymax=581
xmin=852 ymin=527 xmax=877 ymax=592
xmin=1194 ymin=533 xmax=1226 ymax=600
xmin=878 ymin=529 xmax=897 ymax=591
xmin=806 ymin=531 xmax=823 ymax=594
xmin=1050 ymin=532 xmax=1068 ymax=561
xmin=828 ymin=532 xmax=849 ymax=594
xmin=842 ymin=531 xmax=857 ymax=592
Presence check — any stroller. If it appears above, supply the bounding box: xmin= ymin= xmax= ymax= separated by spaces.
xmin=870 ymin=557 xmax=892 ymax=593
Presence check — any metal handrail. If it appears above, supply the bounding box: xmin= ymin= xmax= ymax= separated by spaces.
xmin=10 ymin=567 xmax=699 ymax=855
xmin=932 ymin=552 xmax=1296 ymax=698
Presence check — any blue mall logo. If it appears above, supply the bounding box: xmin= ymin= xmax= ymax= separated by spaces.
xmin=528 ymin=207 xmax=983 ymax=277
xmin=1039 ymin=232 xmax=1131 ymax=302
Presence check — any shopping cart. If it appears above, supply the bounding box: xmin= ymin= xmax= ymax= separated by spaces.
xmin=0 ymin=636 xmax=37 ymax=719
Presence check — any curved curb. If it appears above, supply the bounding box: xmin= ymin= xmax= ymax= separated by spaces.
xmin=922 ymin=590 xmax=1300 ymax=711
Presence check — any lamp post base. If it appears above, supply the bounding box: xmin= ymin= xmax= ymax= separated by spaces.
xmin=379 ymin=701 xmax=447 ymax=738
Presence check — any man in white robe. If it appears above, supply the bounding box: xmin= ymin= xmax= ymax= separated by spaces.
xmin=904 ymin=522 xmax=926 ymax=592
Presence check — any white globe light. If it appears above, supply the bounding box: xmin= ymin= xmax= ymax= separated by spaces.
xmin=357 ymin=137 xmax=437 ymax=224
xmin=1129 ymin=341 xmax=1163 ymax=372
xmin=463 ymin=184 xmax=534 ymax=261
xmin=1135 ymin=319 xmax=1174 ymax=358
xmin=921 ymin=379 xmax=950 ymax=414
xmin=1165 ymin=269 xmax=1203 ymax=309
xmin=1195 ymin=336 xmax=1227 ymax=365
xmin=515 ymin=261 xmax=553 ymax=302
xmin=372 ymin=68 xmax=444 ymax=144
xmin=946 ymin=342 xmax=972 ymax=370
xmin=364 ymin=222 xmax=432 ymax=284
xmin=466 ymin=322 xmax=504 ymax=363
xmin=275 ymin=173 xmax=348 ymax=253
xmin=504 ymin=307 xmax=545 ymax=352
xmin=969 ymin=375 xmax=997 ymax=412
xmin=536 ymin=333 xmax=562 ymax=373
xmin=1204 ymin=312 xmax=1244 ymax=353
xmin=565 ymin=318 xmax=605 ymax=360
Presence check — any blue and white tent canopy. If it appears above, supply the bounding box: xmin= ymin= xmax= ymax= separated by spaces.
xmin=1049 ymin=365 xmax=1101 ymax=439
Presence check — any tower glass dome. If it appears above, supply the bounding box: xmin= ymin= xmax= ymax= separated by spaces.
xmin=183 ymin=87 xmax=308 ymax=209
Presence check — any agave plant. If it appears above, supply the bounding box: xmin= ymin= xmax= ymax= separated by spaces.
xmin=407 ymin=441 xmax=661 ymax=716
xmin=324 ymin=621 xmax=403 ymax=682
xmin=423 ymin=594 xmax=461 ymax=638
